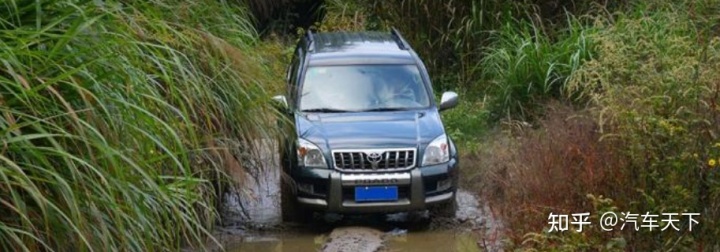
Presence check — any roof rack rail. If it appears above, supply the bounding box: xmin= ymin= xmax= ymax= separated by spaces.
xmin=390 ymin=27 xmax=410 ymax=50
xmin=306 ymin=29 xmax=316 ymax=52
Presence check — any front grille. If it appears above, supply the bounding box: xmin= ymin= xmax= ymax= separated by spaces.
xmin=333 ymin=149 xmax=416 ymax=171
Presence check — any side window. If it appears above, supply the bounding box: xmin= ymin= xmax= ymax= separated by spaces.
xmin=285 ymin=63 xmax=293 ymax=84
xmin=287 ymin=49 xmax=302 ymax=108
xmin=287 ymin=57 xmax=298 ymax=88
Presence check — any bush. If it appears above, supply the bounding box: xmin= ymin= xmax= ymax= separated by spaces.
xmin=477 ymin=1 xmax=720 ymax=249
xmin=567 ymin=2 xmax=720 ymax=248
xmin=478 ymin=103 xmax=628 ymax=248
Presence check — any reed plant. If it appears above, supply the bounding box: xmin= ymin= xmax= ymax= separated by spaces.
xmin=0 ymin=0 xmax=280 ymax=250
xmin=481 ymin=15 xmax=595 ymax=120
xmin=565 ymin=1 xmax=720 ymax=248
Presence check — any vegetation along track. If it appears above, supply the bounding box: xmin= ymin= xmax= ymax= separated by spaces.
xmin=3 ymin=0 xmax=720 ymax=251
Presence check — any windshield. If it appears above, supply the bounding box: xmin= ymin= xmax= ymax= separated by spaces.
xmin=299 ymin=65 xmax=430 ymax=112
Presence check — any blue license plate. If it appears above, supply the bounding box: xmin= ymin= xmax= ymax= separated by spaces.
xmin=355 ymin=186 xmax=398 ymax=202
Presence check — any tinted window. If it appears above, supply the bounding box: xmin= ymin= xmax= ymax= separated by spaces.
xmin=299 ymin=65 xmax=429 ymax=111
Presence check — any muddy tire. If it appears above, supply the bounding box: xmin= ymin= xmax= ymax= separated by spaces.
xmin=281 ymin=177 xmax=313 ymax=223
xmin=429 ymin=194 xmax=457 ymax=219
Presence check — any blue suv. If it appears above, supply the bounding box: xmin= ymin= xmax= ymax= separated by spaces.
xmin=273 ymin=29 xmax=459 ymax=220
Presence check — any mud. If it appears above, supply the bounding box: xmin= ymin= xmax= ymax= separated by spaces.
xmin=215 ymin=141 xmax=504 ymax=251
xmin=212 ymin=189 xmax=504 ymax=252
xmin=220 ymin=139 xmax=282 ymax=227
xmin=321 ymin=227 xmax=385 ymax=252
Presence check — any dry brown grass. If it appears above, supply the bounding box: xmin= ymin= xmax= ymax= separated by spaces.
xmin=466 ymin=102 xmax=630 ymax=242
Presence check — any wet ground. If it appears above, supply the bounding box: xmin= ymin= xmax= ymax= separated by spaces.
xmin=214 ymin=140 xmax=503 ymax=251
xmin=213 ymin=190 xmax=503 ymax=252
xmin=219 ymin=228 xmax=480 ymax=252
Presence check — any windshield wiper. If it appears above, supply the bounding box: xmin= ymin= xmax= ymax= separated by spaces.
xmin=358 ymin=107 xmax=411 ymax=112
xmin=301 ymin=108 xmax=351 ymax=113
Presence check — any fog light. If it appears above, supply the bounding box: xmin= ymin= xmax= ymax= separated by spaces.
xmin=298 ymin=183 xmax=314 ymax=194
xmin=436 ymin=179 xmax=452 ymax=192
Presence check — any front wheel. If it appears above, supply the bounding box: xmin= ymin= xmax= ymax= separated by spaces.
xmin=280 ymin=176 xmax=313 ymax=223
xmin=429 ymin=194 xmax=457 ymax=219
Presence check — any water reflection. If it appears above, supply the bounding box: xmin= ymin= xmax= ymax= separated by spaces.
xmin=223 ymin=230 xmax=480 ymax=252
xmin=224 ymin=233 xmax=320 ymax=252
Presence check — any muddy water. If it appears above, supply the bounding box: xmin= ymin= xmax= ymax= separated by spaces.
xmin=216 ymin=190 xmax=503 ymax=252
xmin=222 ymin=229 xmax=480 ymax=252
xmin=388 ymin=231 xmax=481 ymax=252
xmin=221 ymin=233 xmax=319 ymax=252
xmin=217 ymin=141 xmax=503 ymax=251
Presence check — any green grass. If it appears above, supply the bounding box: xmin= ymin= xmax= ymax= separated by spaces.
xmin=352 ymin=0 xmax=719 ymax=249
xmin=367 ymin=0 xmax=522 ymax=91
xmin=460 ymin=0 xmax=720 ymax=250
xmin=0 ymin=0 xmax=280 ymax=250
xmin=3 ymin=0 xmax=719 ymax=250
xmin=441 ymin=93 xmax=490 ymax=153
xmin=480 ymin=15 xmax=595 ymax=120
xmin=564 ymin=1 xmax=720 ymax=248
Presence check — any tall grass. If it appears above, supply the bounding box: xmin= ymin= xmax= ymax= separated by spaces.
xmin=1 ymin=0 xmax=278 ymax=250
xmin=481 ymin=15 xmax=595 ymax=120
xmin=566 ymin=1 xmax=720 ymax=248
xmin=365 ymin=0 xmax=616 ymax=92
xmin=474 ymin=0 xmax=720 ymax=250
xmin=368 ymin=0 xmax=523 ymax=91
xmin=315 ymin=0 xmax=370 ymax=32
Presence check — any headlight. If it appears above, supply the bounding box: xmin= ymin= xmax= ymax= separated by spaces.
xmin=422 ymin=134 xmax=449 ymax=166
xmin=297 ymin=138 xmax=327 ymax=168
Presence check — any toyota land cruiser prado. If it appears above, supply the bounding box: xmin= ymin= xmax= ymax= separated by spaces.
xmin=273 ymin=29 xmax=460 ymax=220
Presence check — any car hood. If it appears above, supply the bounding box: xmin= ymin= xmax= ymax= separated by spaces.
xmin=295 ymin=110 xmax=445 ymax=150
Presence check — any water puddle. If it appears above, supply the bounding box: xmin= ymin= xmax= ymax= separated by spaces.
xmin=388 ymin=231 xmax=481 ymax=252
xmin=221 ymin=233 xmax=320 ymax=252
xmin=219 ymin=230 xmax=481 ymax=252
xmin=213 ymin=189 xmax=503 ymax=252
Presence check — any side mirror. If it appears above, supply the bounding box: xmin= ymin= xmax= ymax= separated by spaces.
xmin=439 ymin=91 xmax=458 ymax=111
xmin=272 ymin=95 xmax=288 ymax=109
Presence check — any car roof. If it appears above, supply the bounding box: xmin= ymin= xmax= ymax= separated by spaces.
xmin=306 ymin=31 xmax=416 ymax=66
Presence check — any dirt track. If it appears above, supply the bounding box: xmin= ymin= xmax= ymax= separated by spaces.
xmin=212 ymin=140 xmax=504 ymax=251
xmin=213 ymin=189 xmax=503 ymax=251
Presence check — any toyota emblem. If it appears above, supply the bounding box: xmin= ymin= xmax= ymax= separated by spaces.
xmin=366 ymin=152 xmax=382 ymax=169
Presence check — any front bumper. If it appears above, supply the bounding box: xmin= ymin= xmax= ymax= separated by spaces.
xmin=290 ymin=157 xmax=458 ymax=213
